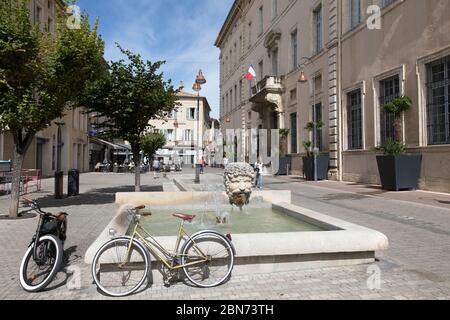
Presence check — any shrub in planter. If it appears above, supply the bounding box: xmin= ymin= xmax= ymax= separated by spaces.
xmin=376 ymin=96 xmax=422 ymax=191
xmin=301 ymin=120 xmax=330 ymax=181
xmin=277 ymin=128 xmax=291 ymax=175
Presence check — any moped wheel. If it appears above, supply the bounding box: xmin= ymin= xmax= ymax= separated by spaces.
xmin=19 ymin=235 xmax=63 ymax=292
xmin=92 ymin=237 xmax=149 ymax=297
xmin=181 ymin=232 xmax=234 ymax=288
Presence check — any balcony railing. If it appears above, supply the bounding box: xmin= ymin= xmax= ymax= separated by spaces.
xmin=251 ymin=76 xmax=284 ymax=97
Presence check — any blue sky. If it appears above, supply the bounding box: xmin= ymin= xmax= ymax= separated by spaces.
xmin=76 ymin=0 xmax=234 ymax=119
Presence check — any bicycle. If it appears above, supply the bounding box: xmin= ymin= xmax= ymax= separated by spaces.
xmin=19 ymin=198 xmax=68 ymax=292
xmin=91 ymin=205 xmax=236 ymax=297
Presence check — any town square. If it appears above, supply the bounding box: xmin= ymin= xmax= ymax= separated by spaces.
xmin=1 ymin=0 xmax=450 ymax=305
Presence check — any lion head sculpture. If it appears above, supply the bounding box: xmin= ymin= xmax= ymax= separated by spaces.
xmin=223 ymin=162 xmax=256 ymax=209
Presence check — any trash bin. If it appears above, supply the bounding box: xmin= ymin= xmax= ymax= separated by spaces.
xmin=195 ymin=164 xmax=201 ymax=184
xmin=55 ymin=171 xmax=64 ymax=199
xmin=68 ymin=169 xmax=79 ymax=197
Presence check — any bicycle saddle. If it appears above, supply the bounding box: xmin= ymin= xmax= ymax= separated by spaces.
xmin=173 ymin=213 xmax=196 ymax=222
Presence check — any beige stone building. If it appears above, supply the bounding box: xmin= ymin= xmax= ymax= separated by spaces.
xmin=215 ymin=0 xmax=450 ymax=192
xmin=0 ymin=0 xmax=90 ymax=177
xmin=148 ymin=91 xmax=213 ymax=165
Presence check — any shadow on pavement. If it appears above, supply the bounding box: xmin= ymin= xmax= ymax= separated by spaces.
xmin=33 ymin=185 xmax=164 ymax=209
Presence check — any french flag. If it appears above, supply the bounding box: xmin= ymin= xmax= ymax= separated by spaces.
xmin=245 ymin=65 xmax=256 ymax=81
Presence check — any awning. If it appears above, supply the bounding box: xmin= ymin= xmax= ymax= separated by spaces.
xmin=90 ymin=138 xmax=131 ymax=151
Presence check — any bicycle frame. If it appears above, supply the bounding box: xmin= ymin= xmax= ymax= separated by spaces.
xmin=124 ymin=219 xmax=208 ymax=271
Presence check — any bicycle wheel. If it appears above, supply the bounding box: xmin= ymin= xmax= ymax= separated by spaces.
xmin=19 ymin=235 xmax=63 ymax=292
xmin=181 ymin=232 xmax=234 ymax=288
xmin=92 ymin=237 xmax=149 ymax=297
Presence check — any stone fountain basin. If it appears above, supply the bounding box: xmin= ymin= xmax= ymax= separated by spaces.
xmin=85 ymin=191 xmax=389 ymax=281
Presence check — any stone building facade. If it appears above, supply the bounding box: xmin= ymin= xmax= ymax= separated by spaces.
xmin=148 ymin=91 xmax=212 ymax=166
xmin=215 ymin=0 xmax=450 ymax=192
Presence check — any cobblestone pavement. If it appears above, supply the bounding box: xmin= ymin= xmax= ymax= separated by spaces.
xmin=1 ymin=170 xmax=450 ymax=300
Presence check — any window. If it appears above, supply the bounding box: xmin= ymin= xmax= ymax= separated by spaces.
xmin=230 ymin=88 xmax=233 ymax=110
xmin=229 ymin=49 xmax=233 ymax=72
xmin=272 ymin=48 xmax=278 ymax=76
xmin=222 ymin=96 xmax=225 ymax=116
xmin=313 ymin=5 xmax=323 ymax=54
xmin=248 ymin=22 xmax=252 ymax=48
xmin=47 ymin=17 xmax=53 ymax=33
xmin=290 ymin=29 xmax=298 ymax=72
xmin=426 ymin=56 xmax=450 ymax=145
xmin=350 ymin=0 xmax=361 ymax=29
xmin=184 ymin=130 xmax=193 ymax=142
xmin=225 ymin=93 xmax=229 ymax=113
xmin=225 ymin=56 xmax=228 ymax=75
xmin=289 ymin=88 xmax=297 ymax=104
xmin=312 ymin=103 xmax=323 ymax=151
xmin=290 ymin=113 xmax=298 ymax=154
xmin=379 ymin=75 xmax=400 ymax=144
xmin=239 ymin=80 xmax=243 ymax=104
xmin=239 ymin=36 xmax=242 ymax=59
xmin=167 ymin=129 xmax=174 ymax=141
xmin=258 ymin=60 xmax=264 ymax=81
xmin=248 ymin=111 xmax=252 ymax=121
xmin=272 ymin=0 xmax=278 ymax=19
xmin=258 ymin=6 xmax=264 ymax=35
xmin=347 ymin=89 xmax=363 ymax=150
xmin=234 ymin=84 xmax=238 ymax=107
xmin=48 ymin=0 xmax=53 ymax=12
xmin=168 ymin=110 xmax=177 ymax=119
xmin=36 ymin=6 xmax=42 ymax=24
xmin=381 ymin=0 xmax=397 ymax=8
xmin=187 ymin=108 xmax=197 ymax=120
xmin=314 ymin=74 xmax=322 ymax=91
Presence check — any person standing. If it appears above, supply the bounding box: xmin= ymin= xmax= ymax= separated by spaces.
xmin=255 ymin=158 xmax=264 ymax=189
xmin=223 ymin=156 xmax=229 ymax=169
xmin=152 ymin=158 xmax=160 ymax=179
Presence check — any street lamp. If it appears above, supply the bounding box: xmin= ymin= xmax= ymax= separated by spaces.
xmin=298 ymin=57 xmax=318 ymax=182
xmin=193 ymin=70 xmax=206 ymax=183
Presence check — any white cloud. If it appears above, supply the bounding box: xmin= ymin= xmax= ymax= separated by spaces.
xmin=80 ymin=0 xmax=234 ymax=119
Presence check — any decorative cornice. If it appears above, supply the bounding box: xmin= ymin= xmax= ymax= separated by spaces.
xmin=263 ymin=29 xmax=282 ymax=50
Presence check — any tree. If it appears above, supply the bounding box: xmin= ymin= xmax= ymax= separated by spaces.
xmin=82 ymin=44 xmax=179 ymax=191
xmin=278 ymin=128 xmax=290 ymax=156
xmin=140 ymin=132 xmax=166 ymax=163
xmin=382 ymin=95 xmax=412 ymax=143
xmin=0 ymin=0 xmax=105 ymax=217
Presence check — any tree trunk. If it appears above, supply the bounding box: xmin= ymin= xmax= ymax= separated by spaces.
xmin=132 ymin=144 xmax=141 ymax=192
xmin=8 ymin=149 xmax=24 ymax=218
xmin=394 ymin=114 xmax=403 ymax=143
xmin=9 ymin=131 xmax=35 ymax=218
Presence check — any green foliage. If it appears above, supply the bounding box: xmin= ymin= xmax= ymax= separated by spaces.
xmin=140 ymin=132 xmax=166 ymax=159
xmin=82 ymin=44 xmax=180 ymax=151
xmin=279 ymin=128 xmax=290 ymax=138
xmin=382 ymin=95 xmax=412 ymax=115
xmin=303 ymin=141 xmax=313 ymax=157
xmin=0 ymin=0 xmax=105 ymax=141
xmin=305 ymin=120 xmax=324 ymax=132
xmin=376 ymin=139 xmax=407 ymax=156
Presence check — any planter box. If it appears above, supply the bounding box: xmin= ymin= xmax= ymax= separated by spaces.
xmin=302 ymin=156 xmax=330 ymax=181
xmin=376 ymin=154 xmax=423 ymax=191
xmin=276 ymin=156 xmax=292 ymax=175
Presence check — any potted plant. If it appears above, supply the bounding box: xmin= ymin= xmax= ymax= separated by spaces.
xmin=376 ymin=96 xmax=422 ymax=191
xmin=302 ymin=121 xmax=329 ymax=181
xmin=277 ymin=128 xmax=291 ymax=175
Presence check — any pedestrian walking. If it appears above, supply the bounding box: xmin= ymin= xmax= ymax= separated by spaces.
xmin=255 ymin=158 xmax=264 ymax=189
